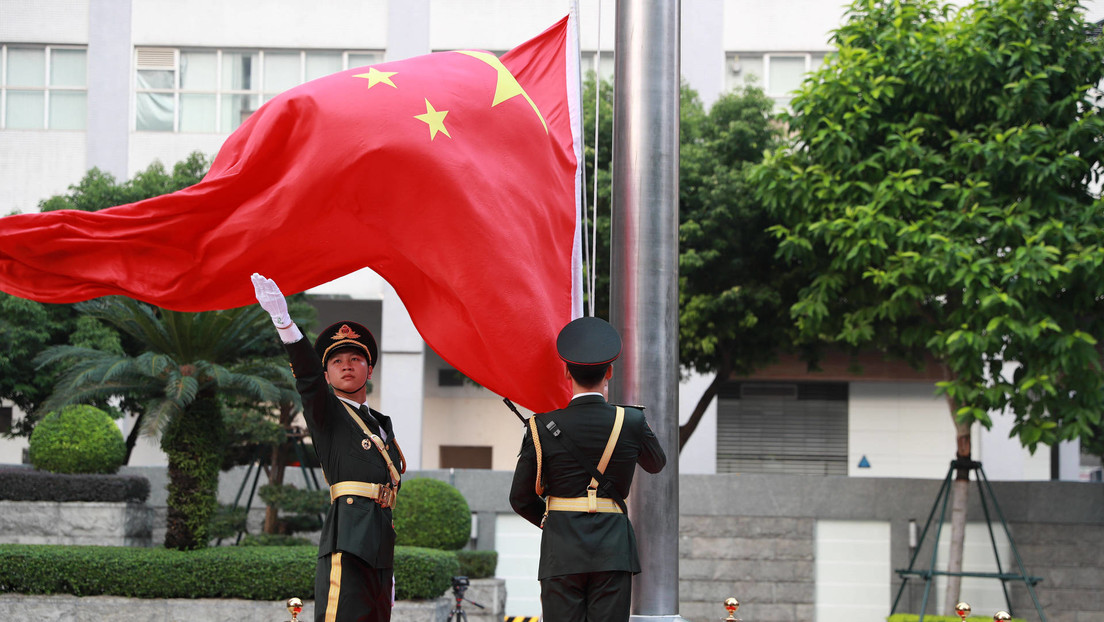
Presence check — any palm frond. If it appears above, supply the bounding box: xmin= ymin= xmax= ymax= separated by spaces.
xmin=163 ymin=371 xmax=199 ymax=406
xmin=140 ymin=398 xmax=183 ymax=436
xmin=134 ymin=351 xmax=178 ymax=378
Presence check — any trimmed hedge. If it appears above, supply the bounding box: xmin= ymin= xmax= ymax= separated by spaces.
xmin=456 ymin=550 xmax=497 ymax=579
xmin=0 ymin=544 xmax=457 ymax=601
xmin=0 ymin=468 xmax=149 ymax=503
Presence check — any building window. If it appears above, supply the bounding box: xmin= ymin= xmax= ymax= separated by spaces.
xmin=0 ymin=405 xmax=12 ymax=434
xmin=1 ymin=44 xmax=87 ymax=130
xmin=135 ymin=47 xmax=383 ymax=133
xmin=717 ymin=381 xmax=848 ymax=475
xmin=725 ymin=52 xmax=826 ymax=109
xmin=438 ymin=368 xmax=467 ymax=387
xmin=440 ymin=445 xmax=492 ymax=469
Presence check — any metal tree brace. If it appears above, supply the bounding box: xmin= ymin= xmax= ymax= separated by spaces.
xmin=890 ymin=459 xmax=1046 ymax=622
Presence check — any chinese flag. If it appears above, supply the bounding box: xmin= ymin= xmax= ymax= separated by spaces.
xmin=0 ymin=16 xmax=583 ymax=413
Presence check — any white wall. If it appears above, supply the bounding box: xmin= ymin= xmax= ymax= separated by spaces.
xmin=816 ymin=520 xmax=891 ymax=622
xmin=130 ymin=0 xmax=387 ymax=48
xmin=849 ymin=382 xmax=964 ymax=479
xmin=678 ymin=370 xmax=718 ymax=475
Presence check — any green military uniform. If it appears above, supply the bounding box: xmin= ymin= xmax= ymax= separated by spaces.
xmin=509 ymin=317 xmax=667 ymax=622
xmin=287 ymin=323 xmax=404 ymax=622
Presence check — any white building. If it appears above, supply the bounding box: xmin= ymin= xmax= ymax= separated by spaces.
xmin=1 ymin=0 xmax=1100 ymax=479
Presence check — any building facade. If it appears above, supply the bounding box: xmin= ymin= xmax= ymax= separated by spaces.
xmin=4 ymin=0 xmax=1100 ymax=479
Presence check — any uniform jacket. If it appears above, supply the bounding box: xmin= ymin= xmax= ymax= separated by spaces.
xmin=509 ymin=394 xmax=666 ymax=579
xmin=287 ymin=337 xmax=402 ymax=568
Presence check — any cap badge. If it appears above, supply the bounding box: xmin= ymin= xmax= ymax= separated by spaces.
xmin=332 ymin=324 xmax=361 ymax=341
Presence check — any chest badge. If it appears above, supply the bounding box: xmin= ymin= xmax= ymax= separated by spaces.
xmin=362 ymin=438 xmax=372 ymax=451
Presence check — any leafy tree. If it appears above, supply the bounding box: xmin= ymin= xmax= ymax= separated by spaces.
xmin=753 ymin=0 xmax=1104 ymax=612
xmin=579 ymin=72 xmax=615 ymax=317
xmin=38 ymin=152 xmax=209 ymax=213
xmin=36 ymin=297 xmax=293 ymax=549
xmin=1 ymin=152 xmax=212 ymax=447
xmin=582 ymin=73 xmax=794 ymax=449
xmin=677 ymin=85 xmax=794 ymax=449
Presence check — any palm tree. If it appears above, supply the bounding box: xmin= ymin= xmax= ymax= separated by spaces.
xmin=36 ymin=297 xmax=294 ymax=550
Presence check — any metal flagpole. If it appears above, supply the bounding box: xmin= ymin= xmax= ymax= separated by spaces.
xmin=609 ymin=0 xmax=685 ymax=620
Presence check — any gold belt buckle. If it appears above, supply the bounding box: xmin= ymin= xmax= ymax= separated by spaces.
xmin=378 ymin=484 xmax=393 ymax=508
xmin=587 ymin=487 xmax=598 ymax=513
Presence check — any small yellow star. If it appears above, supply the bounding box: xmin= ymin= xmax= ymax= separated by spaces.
xmin=353 ymin=67 xmax=398 ymax=89
xmin=415 ymin=99 xmax=451 ymax=140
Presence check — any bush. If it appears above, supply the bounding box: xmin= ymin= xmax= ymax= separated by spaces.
xmin=395 ymin=546 xmax=460 ymax=601
xmin=0 ymin=543 xmax=456 ymax=601
xmin=0 ymin=468 xmax=148 ymax=502
xmin=394 ymin=478 xmax=471 ymax=550
xmin=456 ymin=549 xmax=497 ymax=579
xmin=28 ymin=405 xmax=125 ymax=474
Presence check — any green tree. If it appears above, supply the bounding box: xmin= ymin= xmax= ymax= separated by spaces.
xmin=38 ymin=152 xmax=209 ymax=213
xmin=753 ymin=0 xmax=1104 ymax=611
xmin=582 ymin=73 xmax=794 ymax=449
xmin=36 ymin=297 xmax=292 ymax=550
xmin=677 ymin=85 xmax=794 ymax=449
xmin=1 ymin=152 xmax=211 ymax=445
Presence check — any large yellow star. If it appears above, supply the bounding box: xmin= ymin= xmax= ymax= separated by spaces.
xmin=353 ymin=67 xmax=397 ymax=89
xmin=457 ymin=50 xmax=548 ymax=133
xmin=415 ymin=99 xmax=451 ymax=140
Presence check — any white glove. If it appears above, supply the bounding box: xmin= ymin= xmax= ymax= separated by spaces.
xmin=251 ymin=273 xmax=291 ymax=327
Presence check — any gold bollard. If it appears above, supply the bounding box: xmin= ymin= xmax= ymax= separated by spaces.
xmin=993 ymin=612 xmax=1011 ymax=621
xmin=286 ymin=597 xmax=304 ymax=622
xmin=955 ymin=602 xmax=972 ymax=621
xmin=723 ymin=597 xmax=741 ymax=621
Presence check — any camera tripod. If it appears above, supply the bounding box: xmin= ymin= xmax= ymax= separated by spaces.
xmin=447 ymin=576 xmax=485 ymax=622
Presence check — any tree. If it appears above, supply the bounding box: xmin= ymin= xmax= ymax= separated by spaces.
xmin=36 ymin=297 xmax=292 ymax=550
xmin=581 ymin=74 xmax=796 ymax=449
xmin=677 ymin=85 xmax=797 ymax=449
xmin=1 ymin=152 xmax=212 ymax=448
xmin=753 ymin=0 xmax=1104 ymax=612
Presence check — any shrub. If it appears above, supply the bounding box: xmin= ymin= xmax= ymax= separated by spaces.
xmin=456 ymin=549 xmax=497 ymax=579
xmin=28 ymin=405 xmax=125 ymax=474
xmin=395 ymin=546 xmax=460 ymax=601
xmin=0 ymin=543 xmax=455 ymax=601
xmin=0 ymin=469 xmax=148 ymax=502
xmin=393 ymin=477 xmax=471 ymax=550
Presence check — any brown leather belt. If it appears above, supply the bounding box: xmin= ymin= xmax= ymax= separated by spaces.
xmin=330 ymin=481 xmax=396 ymax=509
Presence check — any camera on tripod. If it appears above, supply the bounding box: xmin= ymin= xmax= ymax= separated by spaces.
xmin=451 ymin=575 xmax=470 ymax=597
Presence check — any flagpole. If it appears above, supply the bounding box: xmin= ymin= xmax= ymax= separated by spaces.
xmin=609 ymin=0 xmax=686 ymax=620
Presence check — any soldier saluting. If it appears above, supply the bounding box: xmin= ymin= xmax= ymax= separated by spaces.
xmin=252 ymin=273 xmax=404 ymax=622
xmin=510 ymin=316 xmax=667 ymax=622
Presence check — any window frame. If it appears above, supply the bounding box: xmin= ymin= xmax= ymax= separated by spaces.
xmin=1 ymin=43 xmax=88 ymax=130
xmin=134 ymin=47 xmax=384 ymax=134
xmin=725 ymin=51 xmax=827 ymax=108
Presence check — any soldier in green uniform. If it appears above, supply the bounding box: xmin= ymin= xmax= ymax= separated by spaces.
xmin=510 ymin=316 xmax=667 ymax=622
xmin=252 ymin=273 xmax=405 ymax=622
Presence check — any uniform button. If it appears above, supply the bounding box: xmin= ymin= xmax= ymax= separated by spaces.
xmin=346 ymin=498 xmax=353 ymax=504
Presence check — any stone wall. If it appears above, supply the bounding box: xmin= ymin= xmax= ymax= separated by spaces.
xmin=0 ymin=578 xmax=505 ymax=622
xmin=0 ymin=500 xmax=152 ymax=546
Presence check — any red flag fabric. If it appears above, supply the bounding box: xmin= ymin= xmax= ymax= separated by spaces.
xmin=0 ymin=16 xmax=583 ymax=413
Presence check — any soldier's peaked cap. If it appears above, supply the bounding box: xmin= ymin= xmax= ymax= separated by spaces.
xmin=556 ymin=316 xmax=622 ymax=366
xmin=314 ymin=321 xmax=379 ymax=367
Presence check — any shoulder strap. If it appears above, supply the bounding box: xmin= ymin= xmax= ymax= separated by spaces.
xmin=542 ymin=406 xmax=628 ymax=514
xmin=340 ymin=401 xmax=402 ymax=486
xmin=528 ymin=415 xmax=545 ymax=496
